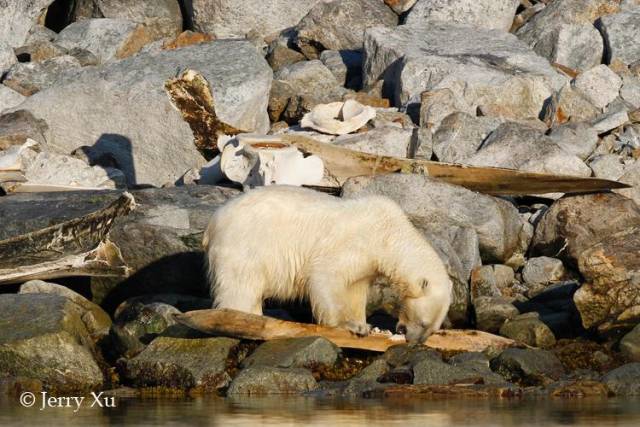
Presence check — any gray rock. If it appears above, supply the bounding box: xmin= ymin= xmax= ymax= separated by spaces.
xmin=13 ymin=40 xmax=272 ymax=187
xmin=275 ymin=60 xmax=347 ymax=103
xmin=190 ymin=0 xmax=323 ymax=40
xmin=432 ymin=113 xmax=503 ymax=163
xmin=491 ymin=348 xmax=564 ymax=385
xmin=470 ymin=265 xmax=502 ymax=302
xmin=621 ymin=76 xmax=640 ymax=108
xmin=227 ymin=367 xmax=318 ymax=395
xmin=2 ymin=55 xmax=82 ymax=96
xmin=0 ymin=294 xmax=103 ymax=392
xmin=516 ymin=0 xmax=612 ymax=72
xmin=531 ymin=192 xmax=640 ymax=267
xmin=0 ymin=41 xmax=17 ymax=75
xmin=0 ymin=86 xmax=26 ymax=115
xmin=14 ymin=40 xmax=68 ymax=63
xmin=447 ymin=352 xmax=508 ymax=385
xmin=242 ymin=337 xmax=339 ymax=369
xmin=342 ymin=358 xmax=389 ymax=397
xmin=342 ymin=174 xmax=526 ymax=264
xmin=55 ymin=18 xmax=144 ymax=64
xmin=574 ymin=65 xmax=623 ymax=109
xmin=266 ymin=42 xmax=305 ymax=73
xmin=499 ymin=312 xmax=556 ymax=348
xmin=411 ymin=127 xmax=433 ymax=160
xmin=363 ymin=23 xmax=565 ymax=116
xmin=0 ymin=0 xmax=55 ymax=48
xmin=591 ymin=107 xmax=629 ymax=134
xmin=616 ymin=159 xmax=640 ymax=206
xmin=19 ymin=280 xmax=112 ymax=339
xmin=405 ymin=0 xmax=519 ymax=32
xmin=24 ymin=25 xmax=57 ymax=45
xmin=543 ymin=82 xmax=601 ymax=126
xmin=465 ymin=122 xmax=591 ymax=178
xmin=333 ymin=126 xmax=413 ymax=158
xmin=75 ymin=0 xmax=183 ymax=40
xmin=320 ymin=50 xmax=363 ymax=89
xmin=474 ymin=296 xmax=519 ymax=333
xmin=419 ymin=88 xmax=474 ymax=131
xmin=602 ymin=363 xmax=640 ymax=395
xmin=549 ymin=122 xmax=599 ymax=160
xmin=589 ymin=154 xmax=626 ymax=179
xmin=0 ymin=110 xmax=48 ymax=149
xmin=600 ymin=8 xmax=640 ymax=66
xmin=295 ymin=0 xmax=398 ymax=59
xmin=413 ymin=357 xmax=485 ymax=385
xmin=123 ymin=337 xmax=239 ymax=390
xmin=522 ymin=257 xmax=566 ymax=286
xmin=620 ymin=324 xmax=640 ymax=362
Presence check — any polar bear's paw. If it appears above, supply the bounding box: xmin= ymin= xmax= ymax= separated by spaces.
xmin=342 ymin=321 xmax=371 ymax=337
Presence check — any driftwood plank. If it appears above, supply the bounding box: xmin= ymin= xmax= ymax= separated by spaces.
xmin=283 ymin=134 xmax=631 ymax=196
xmin=174 ymin=308 xmax=517 ymax=353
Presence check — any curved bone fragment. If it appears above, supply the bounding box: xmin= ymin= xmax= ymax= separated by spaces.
xmin=300 ymin=100 xmax=376 ymax=135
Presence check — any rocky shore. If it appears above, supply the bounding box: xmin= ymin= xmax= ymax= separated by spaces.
xmin=2 ymin=0 xmax=640 ymax=401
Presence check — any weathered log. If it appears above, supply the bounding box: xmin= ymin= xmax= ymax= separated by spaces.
xmin=165 ymin=68 xmax=629 ymax=196
xmin=283 ymin=134 xmax=630 ymax=196
xmin=174 ymin=308 xmax=518 ymax=353
xmin=0 ymin=192 xmax=135 ymax=285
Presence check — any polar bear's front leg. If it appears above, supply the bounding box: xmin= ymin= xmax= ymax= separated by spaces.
xmin=309 ymin=274 xmax=370 ymax=337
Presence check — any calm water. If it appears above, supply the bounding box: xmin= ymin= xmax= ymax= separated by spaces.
xmin=2 ymin=396 xmax=640 ymax=426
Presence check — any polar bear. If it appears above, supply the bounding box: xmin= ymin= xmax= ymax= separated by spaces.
xmin=203 ymin=185 xmax=452 ymax=343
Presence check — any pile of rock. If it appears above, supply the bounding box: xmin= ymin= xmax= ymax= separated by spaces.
xmin=1 ymin=0 xmax=640 ymax=401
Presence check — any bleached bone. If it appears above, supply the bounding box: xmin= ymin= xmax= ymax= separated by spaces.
xmin=300 ymin=99 xmax=376 ymax=135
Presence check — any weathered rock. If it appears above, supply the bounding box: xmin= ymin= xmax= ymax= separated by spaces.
xmin=621 ymin=76 xmax=640 ymax=109
xmin=266 ymin=43 xmax=305 ymax=73
xmin=491 ymin=348 xmax=564 ymax=385
xmin=447 ymin=352 xmax=509 ymax=385
xmin=123 ymin=337 xmax=239 ymax=391
xmin=190 ymin=0 xmax=322 ymax=40
xmin=522 ymin=257 xmax=566 ymax=286
xmin=342 ymin=358 xmax=389 ymax=397
xmin=0 ymin=41 xmax=17 ymax=75
xmin=75 ymin=0 xmax=183 ymax=40
xmin=574 ymin=227 xmax=640 ymax=331
xmin=599 ymin=8 xmax=640 ymax=66
xmin=530 ymin=193 xmax=640 ymax=268
xmin=242 ymin=337 xmax=339 ymax=369
xmin=333 ymin=126 xmax=412 ymax=157
xmin=0 ymin=86 xmax=26 ymax=115
xmin=549 ymin=122 xmax=599 ymax=160
xmin=0 ymin=0 xmax=55 ymax=48
xmin=2 ymin=56 xmax=82 ymax=96
xmin=0 ymin=294 xmax=103 ymax=392
xmin=620 ymin=324 xmax=640 ymax=362
xmin=363 ymin=23 xmax=565 ymax=116
xmin=591 ymin=107 xmax=630 ymax=134
xmin=465 ymin=122 xmax=591 ymax=178
xmin=13 ymin=40 xmax=272 ymax=186
xmin=405 ymin=0 xmax=519 ymax=32
xmin=19 ymin=280 xmax=112 ymax=339
xmin=320 ymin=50 xmax=363 ymax=89
xmin=470 ymin=266 xmax=502 ymax=302
xmin=24 ymin=25 xmax=57 ymax=45
xmin=274 ymin=60 xmax=347 ymax=105
xmin=432 ymin=113 xmax=503 ymax=163
xmin=573 ymin=65 xmax=623 ymax=109
xmin=589 ymin=154 xmax=626 ymax=180
xmin=227 ymin=367 xmax=317 ymax=395
xmin=413 ymin=356 xmax=486 ymax=385
xmin=499 ymin=312 xmax=556 ymax=348
xmin=543 ymin=82 xmax=601 ymax=126
xmin=516 ymin=0 xmax=616 ymax=71
xmin=616 ymin=160 xmax=640 ymax=206
xmin=342 ymin=174 xmax=526 ymax=264
xmin=55 ymin=18 xmax=154 ymax=63
xmin=0 ymin=110 xmax=48 ymax=149
xmin=474 ymin=296 xmax=519 ymax=333
xmin=602 ymin=363 xmax=640 ymax=395
xmin=295 ymin=0 xmax=398 ymax=59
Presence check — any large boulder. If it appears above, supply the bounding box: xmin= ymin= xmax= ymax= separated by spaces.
xmin=0 ymin=294 xmax=103 ymax=392
xmin=74 ymin=0 xmax=183 ymax=39
xmin=241 ymin=337 xmax=339 ymax=369
xmin=0 ymin=0 xmax=54 ymax=48
xmin=599 ymin=7 xmax=640 ymax=66
xmin=294 ymin=0 xmax=398 ymax=59
xmin=363 ymin=23 xmax=566 ymax=117
xmin=226 ymin=367 xmax=317 ymax=395
xmin=190 ymin=0 xmax=323 ymax=40
xmin=515 ymin=0 xmax=618 ymax=71
xmin=342 ymin=174 xmax=527 ymax=264
xmin=405 ymin=0 xmax=519 ymax=32
xmin=10 ymin=40 xmax=272 ymax=186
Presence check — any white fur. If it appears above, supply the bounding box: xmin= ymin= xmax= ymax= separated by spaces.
xmin=203 ymin=185 xmax=452 ymax=342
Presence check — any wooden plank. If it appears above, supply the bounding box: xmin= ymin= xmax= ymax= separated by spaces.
xmin=283 ymin=134 xmax=631 ymax=196
xmin=174 ymin=308 xmax=518 ymax=353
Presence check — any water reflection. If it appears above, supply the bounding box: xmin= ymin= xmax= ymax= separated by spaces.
xmin=1 ymin=396 xmax=640 ymax=426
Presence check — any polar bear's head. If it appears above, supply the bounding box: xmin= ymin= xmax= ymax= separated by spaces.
xmin=396 ymin=278 xmax=452 ymax=344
